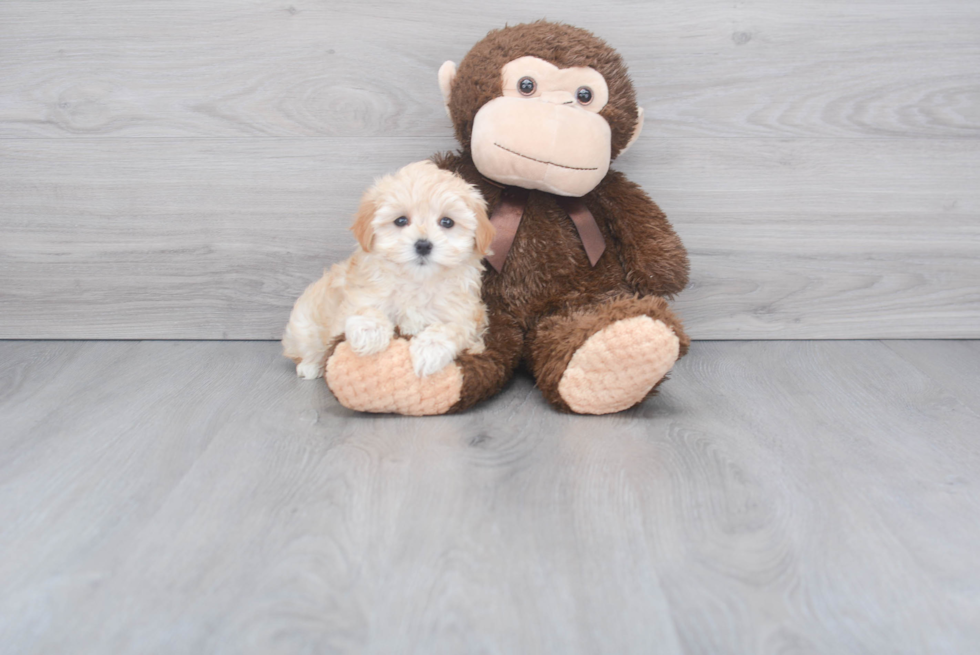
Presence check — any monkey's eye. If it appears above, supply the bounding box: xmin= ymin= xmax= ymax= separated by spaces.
xmin=439 ymin=217 xmax=455 ymax=228
xmin=394 ymin=216 xmax=409 ymax=227
xmin=576 ymin=86 xmax=594 ymax=105
xmin=518 ymin=77 xmax=536 ymax=96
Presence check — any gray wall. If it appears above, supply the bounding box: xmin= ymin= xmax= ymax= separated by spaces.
xmin=1 ymin=0 xmax=977 ymax=339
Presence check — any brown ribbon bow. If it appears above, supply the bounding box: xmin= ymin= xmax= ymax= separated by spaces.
xmin=485 ymin=187 xmax=606 ymax=273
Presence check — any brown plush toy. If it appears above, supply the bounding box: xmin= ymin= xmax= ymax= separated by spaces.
xmin=325 ymin=21 xmax=690 ymax=415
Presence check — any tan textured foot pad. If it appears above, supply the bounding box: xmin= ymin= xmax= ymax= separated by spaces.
xmin=558 ymin=316 xmax=680 ymax=415
xmin=325 ymin=339 xmax=462 ymax=416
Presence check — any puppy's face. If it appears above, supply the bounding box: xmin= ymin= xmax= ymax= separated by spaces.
xmin=351 ymin=161 xmax=493 ymax=271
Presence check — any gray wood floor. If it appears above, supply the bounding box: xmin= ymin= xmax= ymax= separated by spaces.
xmin=1 ymin=339 xmax=978 ymax=654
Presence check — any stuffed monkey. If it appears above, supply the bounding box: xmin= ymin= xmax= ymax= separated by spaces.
xmin=325 ymin=21 xmax=690 ymax=415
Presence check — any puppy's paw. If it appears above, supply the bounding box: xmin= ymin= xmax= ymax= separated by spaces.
xmin=409 ymin=331 xmax=457 ymax=377
xmin=296 ymin=360 xmax=324 ymax=380
xmin=345 ymin=315 xmax=394 ymax=357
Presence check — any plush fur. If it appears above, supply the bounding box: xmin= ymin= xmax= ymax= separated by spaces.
xmin=283 ymin=161 xmax=493 ymax=380
xmin=324 ymin=21 xmax=691 ymax=415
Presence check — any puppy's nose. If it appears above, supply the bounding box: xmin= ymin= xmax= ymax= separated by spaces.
xmin=415 ymin=239 xmax=433 ymax=257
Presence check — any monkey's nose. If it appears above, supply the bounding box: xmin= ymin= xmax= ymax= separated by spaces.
xmin=415 ymin=239 xmax=433 ymax=257
xmin=540 ymin=90 xmax=576 ymax=105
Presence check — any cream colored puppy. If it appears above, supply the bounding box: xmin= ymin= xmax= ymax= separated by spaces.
xmin=283 ymin=160 xmax=494 ymax=380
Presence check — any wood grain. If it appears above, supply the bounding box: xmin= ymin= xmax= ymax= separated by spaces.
xmin=1 ymin=137 xmax=977 ymax=339
xmin=0 ymin=1 xmax=977 ymax=139
xmin=883 ymin=340 xmax=980 ymax=415
xmin=0 ymin=340 xmax=978 ymax=653
xmin=1 ymin=1 xmax=977 ymax=339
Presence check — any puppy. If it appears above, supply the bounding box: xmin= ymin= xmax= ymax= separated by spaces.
xmin=283 ymin=160 xmax=494 ymax=380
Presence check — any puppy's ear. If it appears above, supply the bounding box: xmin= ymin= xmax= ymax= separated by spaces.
xmin=350 ymin=189 xmax=377 ymax=252
xmin=470 ymin=191 xmax=495 ymax=256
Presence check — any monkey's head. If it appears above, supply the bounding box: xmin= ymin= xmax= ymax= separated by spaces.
xmin=438 ymin=21 xmax=644 ymax=197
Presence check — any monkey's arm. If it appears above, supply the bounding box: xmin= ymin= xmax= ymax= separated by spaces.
xmin=595 ymin=171 xmax=689 ymax=299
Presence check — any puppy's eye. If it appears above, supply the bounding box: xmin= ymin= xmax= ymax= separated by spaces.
xmin=518 ymin=77 xmax=536 ymax=96
xmin=439 ymin=217 xmax=455 ymax=228
xmin=576 ymin=86 xmax=593 ymax=105
xmin=394 ymin=216 xmax=409 ymax=227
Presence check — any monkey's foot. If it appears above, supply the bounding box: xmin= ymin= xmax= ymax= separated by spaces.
xmin=557 ymin=316 xmax=680 ymax=415
xmin=325 ymin=338 xmax=462 ymax=416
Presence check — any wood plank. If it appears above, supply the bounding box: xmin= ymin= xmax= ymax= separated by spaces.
xmin=0 ymin=1 xmax=977 ymax=139
xmin=0 ymin=340 xmax=978 ymax=653
xmin=1 ymin=137 xmax=977 ymax=339
xmin=654 ymin=340 xmax=980 ymax=654
xmin=883 ymin=340 xmax=980 ymax=415
xmin=0 ymin=137 xmax=454 ymax=339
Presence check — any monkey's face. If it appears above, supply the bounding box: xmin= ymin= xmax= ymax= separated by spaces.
xmin=470 ymin=57 xmax=613 ymax=197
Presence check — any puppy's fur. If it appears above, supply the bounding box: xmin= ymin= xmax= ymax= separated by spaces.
xmin=283 ymin=160 xmax=494 ymax=380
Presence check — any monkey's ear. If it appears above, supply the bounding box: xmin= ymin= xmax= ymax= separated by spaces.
xmin=350 ymin=190 xmax=377 ymax=252
xmin=621 ymin=106 xmax=645 ymax=155
xmin=438 ymin=61 xmax=457 ymax=118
